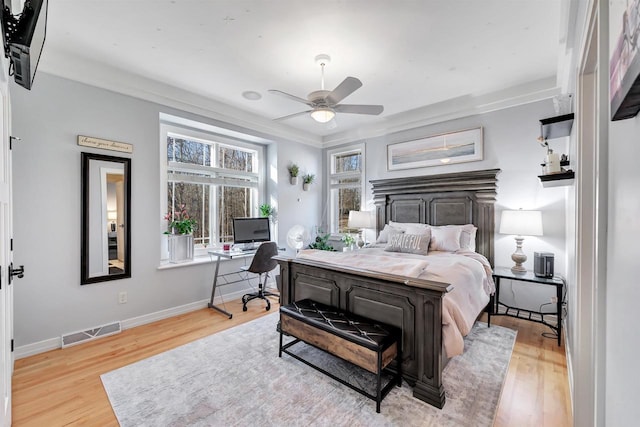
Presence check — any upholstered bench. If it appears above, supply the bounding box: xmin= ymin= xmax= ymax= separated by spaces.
xmin=279 ymin=299 xmax=402 ymax=413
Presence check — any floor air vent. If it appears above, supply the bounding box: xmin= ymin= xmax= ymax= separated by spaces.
xmin=61 ymin=321 xmax=121 ymax=348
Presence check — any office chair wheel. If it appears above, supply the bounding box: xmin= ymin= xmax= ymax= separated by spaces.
xmin=265 ymin=303 xmax=271 ymax=311
xmin=243 ymin=305 xmax=248 ymax=312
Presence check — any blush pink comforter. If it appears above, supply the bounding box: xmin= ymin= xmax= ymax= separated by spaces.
xmin=296 ymin=248 xmax=494 ymax=357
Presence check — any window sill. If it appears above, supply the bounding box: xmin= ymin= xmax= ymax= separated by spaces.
xmin=157 ymin=255 xmax=216 ymax=270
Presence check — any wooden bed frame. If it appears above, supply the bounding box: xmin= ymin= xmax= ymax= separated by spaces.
xmin=275 ymin=168 xmax=500 ymax=408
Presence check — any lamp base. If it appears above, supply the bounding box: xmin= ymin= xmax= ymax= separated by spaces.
xmin=510 ymin=264 xmax=527 ymax=274
xmin=510 ymin=236 xmax=528 ymax=274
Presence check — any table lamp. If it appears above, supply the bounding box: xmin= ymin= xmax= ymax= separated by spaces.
xmin=499 ymin=209 xmax=543 ymax=273
xmin=347 ymin=210 xmax=376 ymax=248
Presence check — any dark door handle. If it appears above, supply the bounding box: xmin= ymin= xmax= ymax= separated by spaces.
xmin=9 ymin=263 xmax=24 ymax=284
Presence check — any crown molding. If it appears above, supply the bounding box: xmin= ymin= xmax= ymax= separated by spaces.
xmin=320 ymin=77 xmax=560 ymax=148
xmin=39 ymin=49 xmax=560 ymax=149
xmin=39 ymin=50 xmax=323 ymax=147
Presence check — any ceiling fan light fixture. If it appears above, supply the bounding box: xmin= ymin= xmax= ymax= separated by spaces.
xmin=310 ymin=107 xmax=335 ymax=123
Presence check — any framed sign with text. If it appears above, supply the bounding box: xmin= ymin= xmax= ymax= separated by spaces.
xmin=77 ymin=135 xmax=133 ymax=153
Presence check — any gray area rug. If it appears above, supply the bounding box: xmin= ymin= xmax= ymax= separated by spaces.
xmin=101 ymin=313 xmax=516 ymax=427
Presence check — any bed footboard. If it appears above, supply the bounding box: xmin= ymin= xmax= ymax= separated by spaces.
xmin=275 ymin=255 xmax=450 ymax=408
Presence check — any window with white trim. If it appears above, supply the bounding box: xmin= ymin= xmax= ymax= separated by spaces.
xmin=328 ymin=144 xmax=365 ymax=233
xmin=161 ymin=123 xmax=264 ymax=257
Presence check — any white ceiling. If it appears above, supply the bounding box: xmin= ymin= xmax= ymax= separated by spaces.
xmin=37 ymin=0 xmax=572 ymax=146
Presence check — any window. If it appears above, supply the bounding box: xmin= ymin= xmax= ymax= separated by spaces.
xmin=161 ymin=122 xmax=264 ymax=258
xmin=328 ymin=144 xmax=365 ymax=233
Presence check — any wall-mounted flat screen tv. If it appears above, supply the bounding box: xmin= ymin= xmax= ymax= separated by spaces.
xmin=1 ymin=0 xmax=48 ymax=90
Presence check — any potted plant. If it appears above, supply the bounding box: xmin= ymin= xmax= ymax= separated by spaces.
xmin=341 ymin=233 xmax=356 ymax=251
xmin=302 ymin=173 xmax=315 ymax=191
xmin=288 ymin=163 xmax=300 ymax=185
xmin=164 ymin=204 xmax=196 ymax=263
xmin=259 ymin=203 xmax=274 ymax=218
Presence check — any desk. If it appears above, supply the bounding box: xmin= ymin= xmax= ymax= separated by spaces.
xmin=489 ymin=266 xmax=565 ymax=346
xmin=207 ymin=249 xmax=256 ymax=319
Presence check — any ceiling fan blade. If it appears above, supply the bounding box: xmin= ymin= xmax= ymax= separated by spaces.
xmin=326 ymin=77 xmax=362 ymax=105
xmin=334 ymin=104 xmax=384 ymax=115
xmin=268 ymin=89 xmax=313 ymax=107
xmin=273 ymin=110 xmax=313 ymax=121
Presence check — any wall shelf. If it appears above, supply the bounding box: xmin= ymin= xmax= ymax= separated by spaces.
xmin=538 ymin=170 xmax=575 ymax=187
xmin=540 ymin=113 xmax=574 ymax=140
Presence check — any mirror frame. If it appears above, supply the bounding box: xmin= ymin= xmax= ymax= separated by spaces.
xmin=81 ymin=152 xmax=131 ymax=285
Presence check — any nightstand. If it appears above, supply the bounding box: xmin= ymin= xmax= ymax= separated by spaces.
xmin=488 ymin=266 xmax=565 ymax=346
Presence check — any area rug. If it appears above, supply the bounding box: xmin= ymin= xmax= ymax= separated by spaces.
xmin=101 ymin=313 xmax=516 ymax=427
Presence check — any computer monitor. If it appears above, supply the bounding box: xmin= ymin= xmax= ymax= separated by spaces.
xmin=232 ymin=217 xmax=270 ymax=246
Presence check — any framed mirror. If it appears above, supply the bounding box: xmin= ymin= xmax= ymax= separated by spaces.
xmin=81 ymin=152 xmax=131 ymax=284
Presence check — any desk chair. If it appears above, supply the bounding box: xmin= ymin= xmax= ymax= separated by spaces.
xmin=241 ymin=241 xmax=279 ymax=312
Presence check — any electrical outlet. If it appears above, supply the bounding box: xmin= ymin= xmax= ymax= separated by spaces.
xmin=118 ymin=291 xmax=127 ymax=304
xmin=551 ymin=296 xmax=558 ymax=303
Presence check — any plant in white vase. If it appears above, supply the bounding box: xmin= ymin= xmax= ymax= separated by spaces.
xmin=164 ymin=205 xmax=196 ymax=263
xmin=288 ymin=163 xmax=300 ymax=185
xmin=302 ymin=173 xmax=315 ymax=191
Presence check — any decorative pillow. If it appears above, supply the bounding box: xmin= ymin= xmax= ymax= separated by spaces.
xmin=376 ymin=224 xmax=404 ymax=244
xmin=384 ymin=230 xmax=431 ymax=255
xmin=429 ymin=226 xmax=462 ymax=252
xmin=459 ymin=224 xmax=477 ymax=251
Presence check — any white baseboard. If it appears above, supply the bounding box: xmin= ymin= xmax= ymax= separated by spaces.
xmin=14 ymin=289 xmax=254 ymax=359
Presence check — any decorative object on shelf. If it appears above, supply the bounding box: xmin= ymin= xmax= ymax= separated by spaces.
xmin=302 ymin=173 xmax=315 ymax=191
xmin=387 ymin=127 xmax=483 ymax=171
xmin=499 ymin=209 xmax=543 ymax=273
xmin=537 ymin=114 xmax=574 ymax=186
xmin=287 ymin=163 xmax=299 ymax=185
xmin=341 ymin=233 xmax=356 ymax=251
xmin=164 ymin=205 xmax=196 ymax=263
xmin=347 ymin=210 xmax=376 ymax=248
xmin=611 ymin=0 xmax=640 ymax=121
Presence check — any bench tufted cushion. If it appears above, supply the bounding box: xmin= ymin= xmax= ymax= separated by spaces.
xmin=280 ymin=299 xmax=398 ymax=351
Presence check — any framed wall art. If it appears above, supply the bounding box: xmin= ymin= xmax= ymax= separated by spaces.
xmin=387 ymin=127 xmax=483 ymax=171
xmin=610 ymin=0 xmax=640 ymax=121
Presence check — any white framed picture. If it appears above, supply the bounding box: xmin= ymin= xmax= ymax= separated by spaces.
xmin=387 ymin=127 xmax=483 ymax=171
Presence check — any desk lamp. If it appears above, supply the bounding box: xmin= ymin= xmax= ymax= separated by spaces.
xmin=499 ymin=209 xmax=543 ymax=273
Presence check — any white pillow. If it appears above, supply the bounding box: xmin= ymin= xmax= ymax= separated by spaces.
xmin=376 ymin=224 xmax=404 ymax=244
xmin=384 ymin=231 xmax=431 ymax=255
xmin=459 ymin=224 xmax=477 ymax=251
xmin=429 ymin=226 xmax=463 ymax=252
xmin=389 ymin=221 xmax=430 ymax=233
xmin=405 ymin=223 xmax=431 ymax=235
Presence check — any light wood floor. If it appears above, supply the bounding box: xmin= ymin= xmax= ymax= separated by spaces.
xmin=12 ymin=298 xmax=572 ymax=426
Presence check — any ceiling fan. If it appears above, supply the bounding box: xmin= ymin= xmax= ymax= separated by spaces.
xmin=269 ymin=54 xmax=384 ymax=124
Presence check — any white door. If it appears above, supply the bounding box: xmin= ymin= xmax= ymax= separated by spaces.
xmin=0 ymin=74 xmax=12 ymax=425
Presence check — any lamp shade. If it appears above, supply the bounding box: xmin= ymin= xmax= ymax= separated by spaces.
xmin=107 ymin=210 xmax=117 ymax=221
xmin=499 ymin=210 xmax=543 ymax=236
xmin=347 ymin=210 xmax=375 ymax=229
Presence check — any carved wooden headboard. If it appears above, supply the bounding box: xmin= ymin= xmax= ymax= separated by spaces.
xmin=370 ymin=168 xmax=500 ymax=266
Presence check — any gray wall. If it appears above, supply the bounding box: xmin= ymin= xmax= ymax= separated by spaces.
xmin=10 ymin=72 xmax=321 ymax=349
xmin=342 ymin=99 xmax=568 ymax=312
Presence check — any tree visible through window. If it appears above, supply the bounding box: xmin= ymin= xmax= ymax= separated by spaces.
xmin=329 ymin=146 xmax=364 ymax=233
xmin=166 ymin=134 xmax=259 ymax=248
